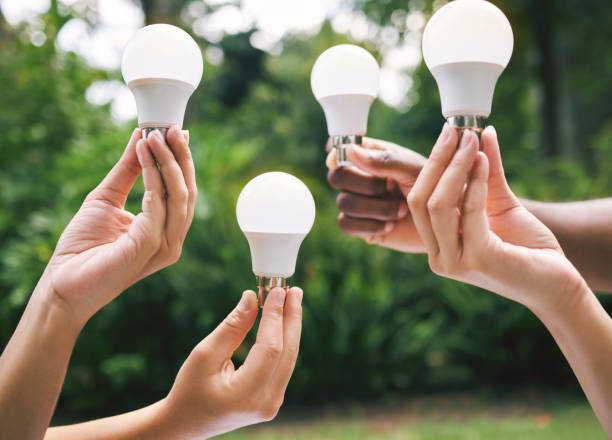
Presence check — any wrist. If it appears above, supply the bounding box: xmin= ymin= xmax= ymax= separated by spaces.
xmin=529 ymin=266 xmax=592 ymax=326
xmin=30 ymin=272 xmax=86 ymax=339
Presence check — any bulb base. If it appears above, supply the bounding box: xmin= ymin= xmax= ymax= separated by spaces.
xmin=332 ymin=135 xmax=362 ymax=167
xmin=257 ymin=276 xmax=288 ymax=308
xmin=447 ymin=115 xmax=486 ymax=148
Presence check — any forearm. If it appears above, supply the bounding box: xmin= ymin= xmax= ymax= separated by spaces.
xmin=0 ymin=276 xmax=82 ymax=439
xmin=533 ymin=281 xmax=612 ymax=436
xmin=45 ymin=399 xmax=184 ymax=440
xmin=522 ymin=198 xmax=612 ymax=292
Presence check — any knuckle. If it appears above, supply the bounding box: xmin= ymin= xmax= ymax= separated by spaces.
xmin=285 ymin=343 xmax=299 ymax=360
xmin=365 ymin=177 xmax=386 ymax=196
xmin=327 ymin=169 xmax=344 ymax=190
xmin=261 ymin=342 xmax=283 ymax=361
xmin=336 ymin=193 xmax=350 ymax=211
xmin=377 ymin=151 xmax=394 ymax=166
xmin=407 ymin=192 xmax=421 ymax=210
xmin=170 ymin=246 xmax=182 ymax=264
xmin=222 ymin=310 xmax=247 ymax=335
xmin=426 ymin=197 xmax=444 ymax=214
xmin=428 ymin=256 xmax=443 ymax=276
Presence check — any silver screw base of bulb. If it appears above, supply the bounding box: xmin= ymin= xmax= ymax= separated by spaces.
xmin=447 ymin=115 xmax=486 ymax=148
xmin=332 ymin=135 xmax=363 ymax=167
xmin=142 ymin=127 xmax=168 ymax=139
xmin=257 ymin=276 xmax=288 ymax=308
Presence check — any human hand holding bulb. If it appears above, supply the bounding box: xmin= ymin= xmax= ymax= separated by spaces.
xmin=311 ymin=44 xmax=380 ymax=166
xmin=121 ymin=24 xmax=203 ymax=138
xmin=42 ymin=127 xmax=195 ymax=326
xmin=237 ymin=172 xmax=315 ymax=306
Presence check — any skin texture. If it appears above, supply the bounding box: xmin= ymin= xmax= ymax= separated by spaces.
xmin=45 ymin=287 xmax=303 ymax=440
xmin=1 ymin=126 xmax=303 ymax=439
xmin=329 ymin=125 xmax=612 ymax=435
xmin=327 ymin=130 xmax=612 ymax=293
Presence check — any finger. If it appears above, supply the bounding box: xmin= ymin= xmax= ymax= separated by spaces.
xmin=88 ymin=128 xmax=142 ymax=207
xmin=198 ymin=290 xmax=259 ymax=366
xmin=346 ymin=139 xmax=426 ymax=186
xmin=481 ymin=126 xmax=520 ymax=213
xmin=147 ymin=130 xmax=190 ymax=246
xmin=326 ymin=148 xmax=339 ymax=171
xmin=428 ymin=130 xmax=479 ymax=259
xmin=136 ymin=139 xmax=165 ymax=223
xmin=407 ymin=123 xmax=458 ymax=256
xmin=337 ymin=192 xmax=408 ymax=221
xmin=236 ymin=287 xmax=286 ymax=389
xmin=462 ymin=152 xmax=490 ymax=249
xmin=269 ymin=287 xmax=303 ymax=399
xmin=338 ymin=213 xmax=395 ymax=237
xmin=127 ymin=139 xmax=166 ymax=255
xmin=327 ymin=167 xmax=388 ymax=196
xmin=166 ymin=125 xmax=197 ymax=233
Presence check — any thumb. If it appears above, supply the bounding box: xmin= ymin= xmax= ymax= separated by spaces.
xmin=481 ymin=126 xmax=521 ymax=213
xmin=346 ymin=137 xmax=426 ymax=187
xmin=200 ymin=291 xmax=259 ymax=365
xmin=87 ymin=128 xmax=142 ymax=208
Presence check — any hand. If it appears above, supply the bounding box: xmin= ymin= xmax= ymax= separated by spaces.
xmin=163 ymin=287 xmax=303 ymax=439
xmin=41 ymin=126 xmax=197 ymax=325
xmin=407 ymin=124 xmax=584 ymax=313
xmin=326 ymin=138 xmax=426 ymax=252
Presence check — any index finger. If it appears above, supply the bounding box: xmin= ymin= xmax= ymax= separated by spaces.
xmin=267 ymin=287 xmax=303 ymax=400
xmin=327 ymin=166 xmax=388 ymax=196
xmin=236 ymin=287 xmax=286 ymax=389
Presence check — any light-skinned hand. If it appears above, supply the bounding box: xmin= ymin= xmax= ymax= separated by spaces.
xmin=162 ymin=287 xmax=303 ymax=439
xmin=40 ymin=125 xmax=196 ymax=326
xmin=407 ymin=125 xmax=584 ymax=313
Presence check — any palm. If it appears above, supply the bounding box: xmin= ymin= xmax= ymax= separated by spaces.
xmin=50 ymin=199 xmax=139 ymax=300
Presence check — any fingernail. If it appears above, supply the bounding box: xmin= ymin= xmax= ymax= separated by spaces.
xmin=397 ymin=203 xmax=408 ymax=218
xmin=294 ymin=288 xmax=303 ymax=305
xmin=459 ymin=131 xmax=474 ymax=149
xmin=386 ymin=178 xmax=396 ymax=192
xmin=274 ymin=288 xmax=287 ymax=306
xmin=384 ymin=221 xmax=395 ymax=233
xmin=237 ymin=291 xmax=254 ymax=312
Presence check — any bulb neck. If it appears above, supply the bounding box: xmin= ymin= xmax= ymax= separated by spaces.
xmin=332 ymin=135 xmax=362 ymax=167
xmin=142 ymin=127 xmax=168 ymax=139
xmin=257 ymin=276 xmax=288 ymax=308
xmin=447 ymin=115 xmax=486 ymax=147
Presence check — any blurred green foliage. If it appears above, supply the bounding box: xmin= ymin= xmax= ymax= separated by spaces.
xmin=1 ymin=0 xmax=612 ymax=424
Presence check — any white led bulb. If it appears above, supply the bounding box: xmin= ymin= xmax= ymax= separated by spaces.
xmin=422 ymin=0 xmax=513 ymax=132
xmin=311 ymin=44 xmax=380 ymax=166
xmin=121 ymin=24 xmax=204 ymax=137
xmin=237 ymin=172 xmax=315 ymax=306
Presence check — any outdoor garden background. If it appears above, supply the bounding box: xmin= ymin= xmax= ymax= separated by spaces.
xmin=1 ymin=0 xmax=612 ymax=438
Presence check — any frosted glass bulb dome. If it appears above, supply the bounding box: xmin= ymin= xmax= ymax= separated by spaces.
xmin=237 ymin=172 xmax=315 ymax=279
xmin=311 ymin=44 xmax=380 ymax=137
xmin=121 ymin=24 xmax=204 ymax=129
xmin=422 ymin=0 xmax=514 ymax=118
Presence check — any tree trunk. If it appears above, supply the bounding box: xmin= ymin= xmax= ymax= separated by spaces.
xmin=140 ymin=0 xmax=181 ymax=25
xmin=534 ymin=0 xmax=561 ymax=157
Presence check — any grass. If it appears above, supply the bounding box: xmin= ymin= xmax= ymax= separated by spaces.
xmin=217 ymin=394 xmax=606 ymax=440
